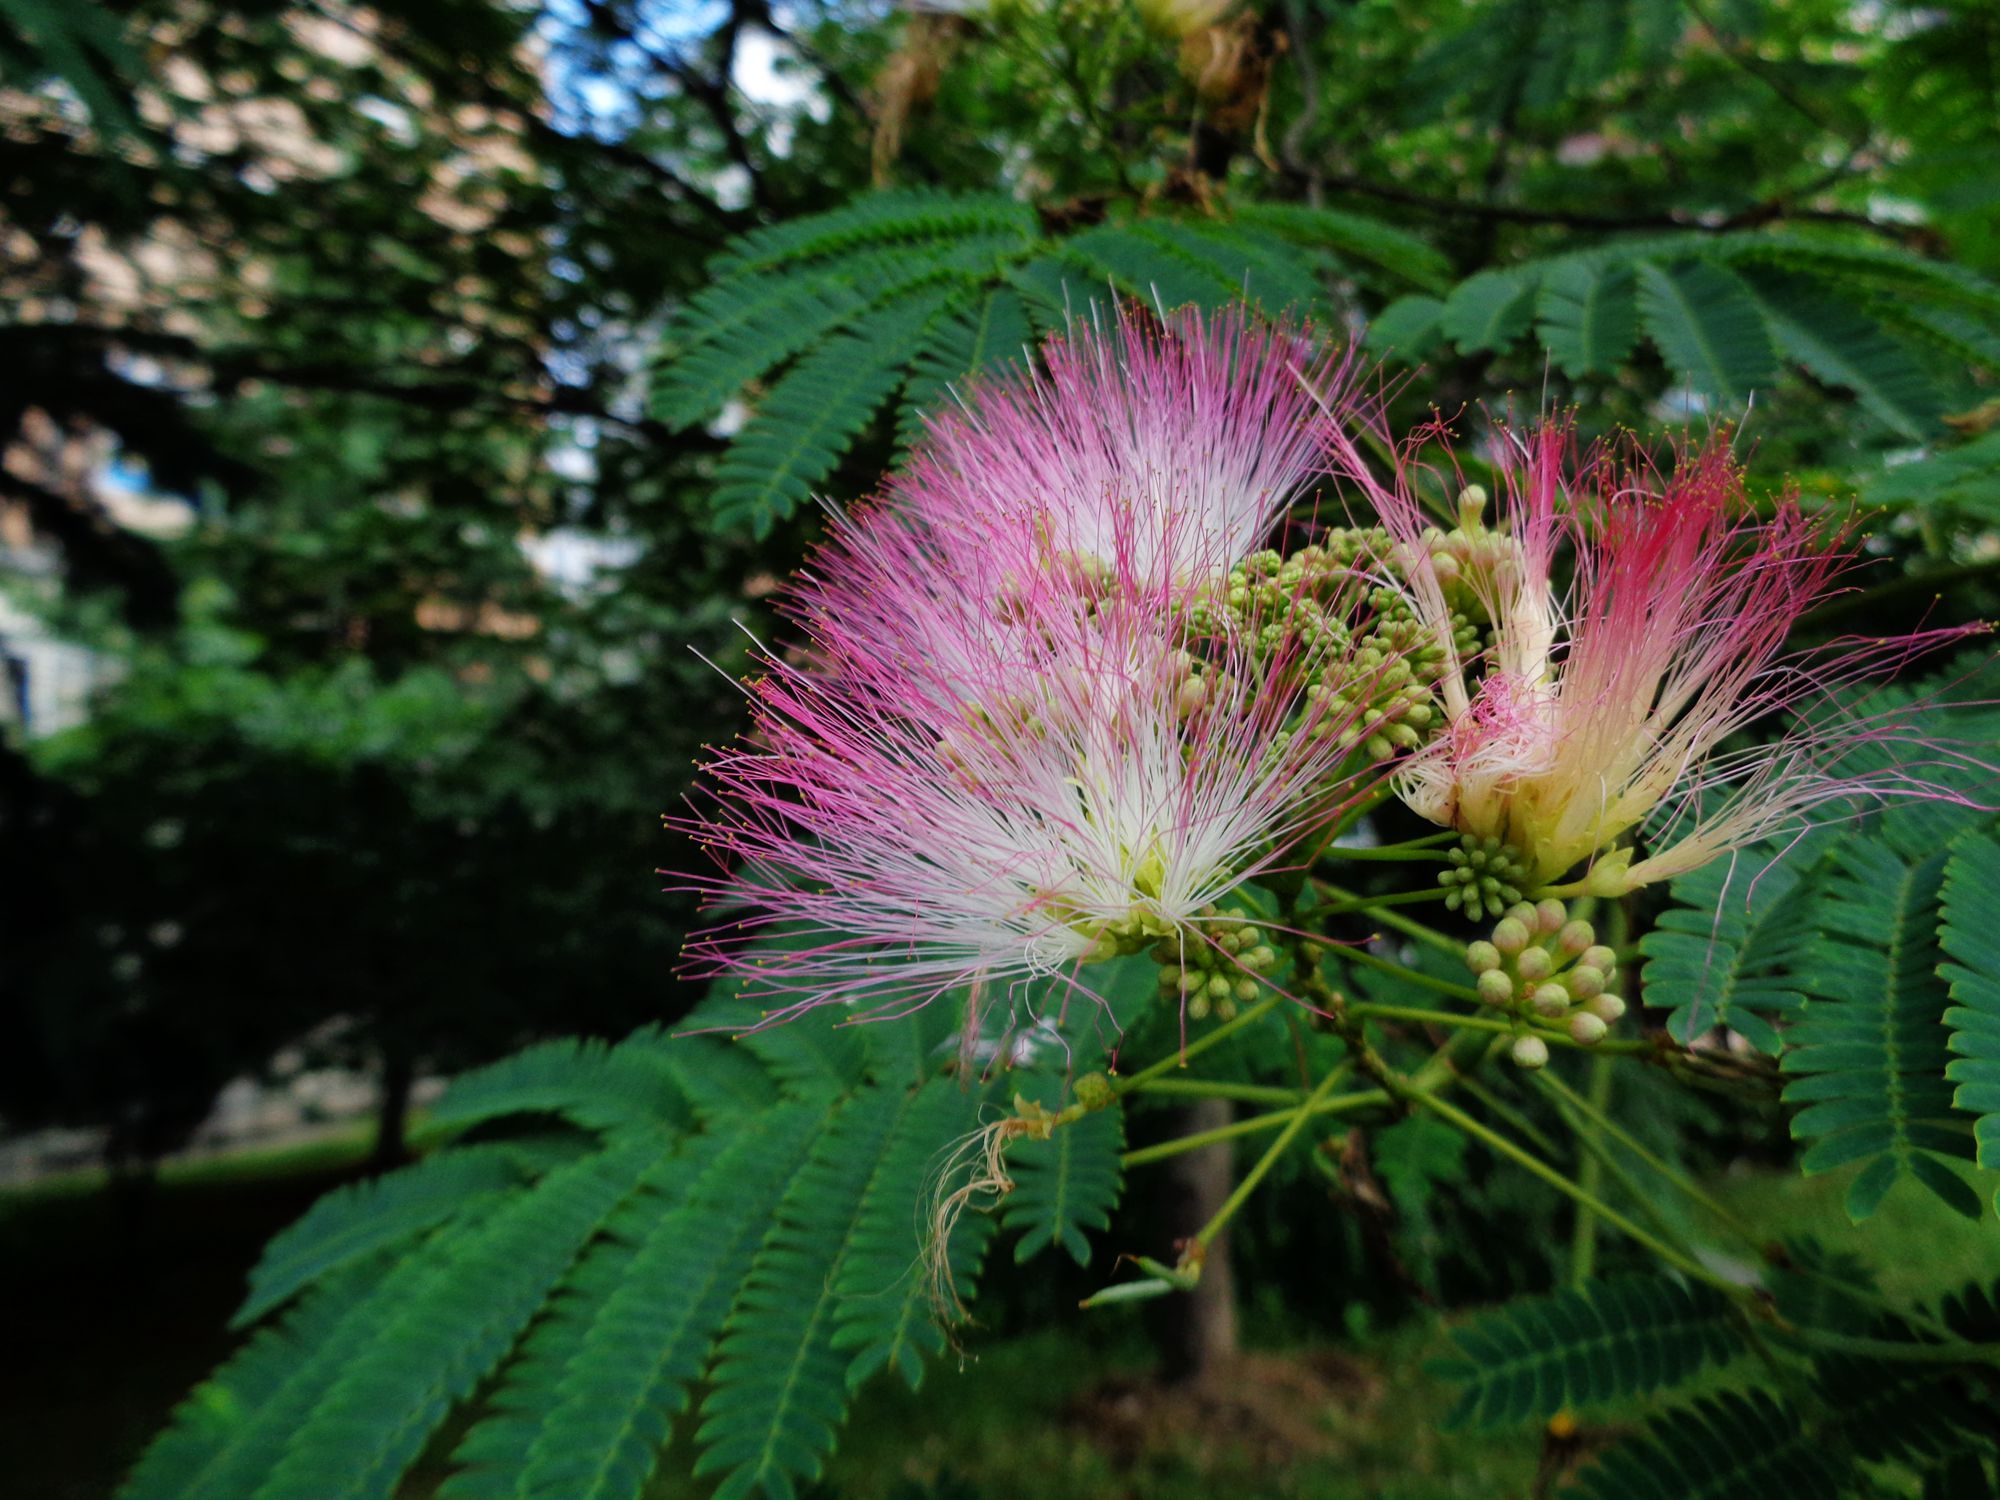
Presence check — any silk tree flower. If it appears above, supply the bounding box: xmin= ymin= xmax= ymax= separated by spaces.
xmin=852 ymin=302 xmax=1370 ymax=614
xmin=1331 ymin=418 xmax=1988 ymax=895
xmin=681 ymin=535 xmax=1405 ymax=1031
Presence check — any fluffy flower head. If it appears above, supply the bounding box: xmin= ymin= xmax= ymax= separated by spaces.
xmin=1339 ymin=419 xmax=1988 ymax=892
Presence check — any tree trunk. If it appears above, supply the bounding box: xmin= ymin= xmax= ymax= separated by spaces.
xmin=370 ymin=1047 xmax=415 ymax=1169
xmin=1150 ymin=1097 xmax=1239 ymax=1385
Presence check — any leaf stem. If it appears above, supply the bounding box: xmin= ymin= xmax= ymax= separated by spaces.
xmin=1129 ymin=1077 xmax=1308 ymax=1107
xmin=1111 ymin=993 xmax=1283 ymax=1096
xmin=1405 ymin=1085 xmax=1738 ymax=1292
xmin=1189 ymin=1063 xmax=1355 ymax=1253
xmin=1120 ymin=1086 xmax=1389 ymax=1168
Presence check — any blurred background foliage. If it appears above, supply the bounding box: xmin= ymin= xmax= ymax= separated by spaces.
xmin=2 ymin=0 xmax=1999 ymax=1496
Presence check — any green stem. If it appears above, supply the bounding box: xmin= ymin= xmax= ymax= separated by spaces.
xmin=1129 ymin=1077 xmax=1307 ymax=1107
xmin=1568 ymin=1053 xmax=1615 ymax=1287
xmin=1778 ymin=1327 xmax=2000 ymax=1368
xmin=1348 ymin=1001 xmax=1511 ymax=1033
xmin=1339 ymin=948 xmax=1485 ymax=1003
xmin=1311 ymin=879 xmax=1461 ymax=954
xmin=1407 ymin=1085 xmax=1737 ymax=1292
xmin=1190 ymin=1063 xmax=1353 ymax=1253
xmin=1121 ymin=1087 xmax=1389 ymax=1168
xmin=1319 ymin=834 xmax=1457 ymax=863
xmin=1111 ymin=994 xmax=1283 ymax=1096
xmin=1533 ymin=1069 xmax=1755 ymax=1239
xmin=1312 ymin=886 xmax=1453 ymax=919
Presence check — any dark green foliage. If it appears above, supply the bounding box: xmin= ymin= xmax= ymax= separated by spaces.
xmin=234 ymin=1140 xmax=569 ymax=1327
xmin=1002 ymin=1108 xmax=1125 ymax=1266
xmin=1639 ymin=844 xmax=1822 ymax=1054
xmin=1782 ymin=837 xmax=1980 ymax=1221
xmin=123 ymin=989 xmax=1112 ymax=1500
xmin=1561 ymin=1391 xmax=1854 ymax=1499
xmin=1430 ymin=1278 xmax=1743 ymax=1429
xmin=648 ymin=188 xmax=1450 ymax=533
xmin=1940 ymin=835 xmax=2000 ymax=1181
xmin=1375 ymin=233 xmax=2000 ymax=433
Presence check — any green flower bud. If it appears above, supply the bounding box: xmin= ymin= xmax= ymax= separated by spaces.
xmin=1511 ymin=1035 xmax=1550 ymax=1070
xmin=1207 ymin=975 xmax=1234 ymax=1002
xmin=1504 ymin=902 xmax=1538 ymax=929
xmin=1234 ymin=978 xmax=1260 ymax=1004
xmin=1568 ymin=1011 xmax=1609 ymax=1046
xmin=1074 ymin=1071 xmax=1114 ymax=1109
xmin=1492 ymin=918 xmax=1531 ymax=955
xmin=1464 ymin=940 xmax=1502 ymax=974
xmin=1534 ymin=898 xmax=1567 ymax=936
xmin=1476 ymin=969 xmax=1515 ymax=1007
xmin=1581 ymin=945 xmax=1617 ymax=975
xmin=1515 ymin=946 xmax=1554 ymax=982
xmin=1588 ymin=993 xmax=1627 ymax=1024
xmin=1557 ymin=919 xmax=1595 ymax=955
xmin=1531 ymin=983 xmax=1570 ymax=1019
xmin=1565 ymin=964 xmax=1605 ymax=1000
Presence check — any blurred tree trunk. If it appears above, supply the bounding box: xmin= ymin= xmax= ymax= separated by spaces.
xmin=1150 ymin=1097 xmax=1239 ymax=1384
xmin=370 ymin=1047 xmax=414 ymax=1169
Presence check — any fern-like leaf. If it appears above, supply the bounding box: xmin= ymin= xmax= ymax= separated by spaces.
xmin=1563 ymin=1391 xmax=1853 ymax=1499
xmin=1634 ymin=259 xmax=1779 ymax=402
xmin=1744 ymin=267 xmax=1942 ymax=437
xmin=417 ymin=1030 xmax=699 ymax=1140
xmin=1233 ymin=202 xmax=1452 ymax=293
xmin=1431 ymin=1277 xmax=1741 ymax=1429
xmin=832 ymin=1077 xmax=991 ymax=1391
xmin=652 ymin=279 xmax=866 ymax=429
xmin=693 ymin=1085 xmax=924 ymax=1500
xmin=1639 ymin=844 xmax=1824 ymax=1054
xmin=251 ymin=1134 xmax=667 ymax=1500
xmin=1003 ymin=1107 xmax=1124 ymax=1265
xmin=1534 ymin=259 xmax=1640 ymax=378
xmin=710 ymin=189 xmax=1038 ymax=279
xmin=1440 ymin=267 xmax=1542 ymax=355
xmin=1940 ymin=834 xmax=2000 ymax=1178
xmin=710 ymin=287 xmax=956 ymax=538
xmin=895 ymin=286 xmax=1034 ymax=450
xmin=1063 ymin=222 xmax=1235 ymax=312
xmin=234 ymin=1141 xmax=558 ymax=1327
xmin=1781 ymin=837 xmax=1979 ymax=1221
xmin=499 ymin=1109 xmax=824 ymax=1500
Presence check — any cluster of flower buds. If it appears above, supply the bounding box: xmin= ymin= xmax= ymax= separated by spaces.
xmin=1440 ymin=834 xmax=1528 ymax=922
xmin=1460 ymin=899 xmax=1625 ymax=1068
xmin=1193 ymin=533 xmax=1480 ymax=769
xmin=1155 ymin=906 xmax=1280 ymax=1020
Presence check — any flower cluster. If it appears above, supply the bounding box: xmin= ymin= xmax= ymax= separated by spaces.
xmin=1462 ymin=899 xmax=1624 ymax=1065
xmin=685 ymin=307 xmax=1987 ymax=1048
xmin=683 ymin=307 xmax=1416 ymax=1030
xmin=1332 ymin=419 xmax=1989 ymax=897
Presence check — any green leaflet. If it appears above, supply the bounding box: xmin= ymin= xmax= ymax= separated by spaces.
xmin=1563 ymin=1391 xmax=1854 ymax=1500
xmin=502 ymin=1113 xmax=821 ymax=1500
xmin=1003 ymin=1106 xmax=1124 ymax=1266
xmin=710 ymin=287 xmax=955 ymax=538
xmin=1639 ymin=844 xmax=1823 ymax=1055
xmin=1440 ymin=267 xmax=1542 ymax=355
xmin=693 ymin=1084 xmax=931 ymax=1500
xmin=1939 ymin=835 xmax=2000 ymax=1180
xmin=234 ymin=1140 xmax=556 ymax=1327
xmin=1534 ymin=259 xmax=1639 ymax=378
xmin=1430 ymin=1277 xmax=1742 ymax=1429
xmin=1634 ymin=259 xmax=1780 ymax=402
xmin=1781 ymin=837 xmax=1981 ymax=1222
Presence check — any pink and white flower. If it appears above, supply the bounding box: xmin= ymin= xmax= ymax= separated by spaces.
xmin=1333 ymin=418 xmax=1989 ymax=893
xmin=680 ymin=307 xmax=1396 ymax=1025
